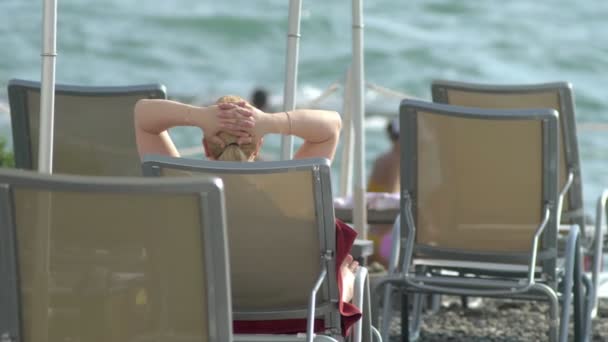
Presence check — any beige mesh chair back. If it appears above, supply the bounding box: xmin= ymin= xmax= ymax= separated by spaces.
xmin=375 ymin=100 xmax=588 ymax=341
xmin=430 ymin=81 xmax=606 ymax=323
xmin=7 ymin=79 xmax=166 ymax=176
xmin=431 ymin=80 xmax=582 ymax=230
xmin=0 ymin=169 xmax=232 ymax=342
xmin=399 ymin=100 xmax=560 ymax=271
xmin=142 ymin=156 xmax=346 ymax=340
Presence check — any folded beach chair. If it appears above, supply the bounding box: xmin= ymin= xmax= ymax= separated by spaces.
xmin=142 ymin=156 xmax=378 ymax=342
xmin=7 ymin=79 xmax=166 ymax=176
xmin=373 ymin=99 xmax=587 ymax=342
xmin=431 ymin=80 xmax=605 ymax=320
xmin=0 ymin=169 xmax=231 ymax=342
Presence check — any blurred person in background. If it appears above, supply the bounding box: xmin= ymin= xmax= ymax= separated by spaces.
xmin=366 ymin=118 xmax=400 ymax=270
xmin=368 ymin=118 xmax=400 ymax=193
xmin=250 ymin=87 xmax=269 ymax=112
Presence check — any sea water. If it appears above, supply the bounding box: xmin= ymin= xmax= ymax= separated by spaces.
xmin=0 ymin=0 xmax=606 ymax=216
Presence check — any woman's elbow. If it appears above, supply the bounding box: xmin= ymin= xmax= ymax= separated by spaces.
xmin=134 ymin=99 xmax=150 ymax=118
xmin=134 ymin=99 xmax=156 ymax=127
xmin=332 ymin=111 xmax=342 ymax=136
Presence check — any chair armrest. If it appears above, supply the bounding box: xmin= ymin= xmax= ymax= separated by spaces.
xmin=352 ymin=267 xmax=375 ymax=342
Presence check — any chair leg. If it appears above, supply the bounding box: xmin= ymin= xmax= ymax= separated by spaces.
xmin=559 ymin=246 xmax=575 ymax=341
xmin=591 ymin=190 xmax=608 ymax=317
xmin=548 ymin=294 xmax=560 ymax=342
xmin=379 ymin=284 xmax=393 ymax=342
xmin=461 ymin=296 xmax=468 ymax=309
xmin=573 ymin=238 xmax=585 ymax=342
xmin=409 ymin=293 xmax=424 ymax=341
xmin=362 ymin=272 xmax=374 ymax=342
xmin=533 ymin=283 xmax=560 ymax=342
xmin=371 ymin=326 xmax=382 ymax=342
xmin=397 ymin=292 xmax=425 ymax=341
xmin=377 ymin=214 xmax=402 ymax=342
xmin=353 ymin=267 xmax=373 ymax=342
xmin=582 ymin=274 xmax=593 ymax=342
xmin=559 ymin=225 xmax=581 ymax=342
xmin=458 ymin=272 xmax=468 ymax=309
xmin=427 ymin=294 xmax=441 ymax=314
xmin=401 ymin=292 xmax=409 ymax=342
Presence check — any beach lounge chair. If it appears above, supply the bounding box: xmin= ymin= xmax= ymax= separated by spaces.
xmin=373 ymin=99 xmax=587 ymax=342
xmin=7 ymin=79 xmax=166 ymax=176
xmin=0 ymin=169 xmax=231 ymax=342
xmin=142 ymin=156 xmax=378 ymax=342
xmin=431 ymin=80 xmax=604 ymax=320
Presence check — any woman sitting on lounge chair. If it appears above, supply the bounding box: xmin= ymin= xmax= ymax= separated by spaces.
xmin=134 ymin=95 xmax=361 ymax=335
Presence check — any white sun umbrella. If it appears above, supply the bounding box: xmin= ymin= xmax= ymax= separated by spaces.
xmin=280 ymin=0 xmax=302 ymax=159
xmin=351 ymin=0 xmax=367 ymax=238
xmin=39 ymin=0 xmax=58 ymax=173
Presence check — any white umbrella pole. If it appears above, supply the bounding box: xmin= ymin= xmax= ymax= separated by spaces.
xmin=30 ymin=3 xmax=57 ymax=341
xmin=281 ymin=0 xmax=302 ymax=160
xmin=39 ymin=0 xmax=58 ymax=173
xmin=352 ymin=0 xmax=367 ymax=238
xmin=339 ymin=66 xmax=354 ymax=197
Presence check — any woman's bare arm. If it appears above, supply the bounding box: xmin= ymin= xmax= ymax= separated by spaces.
xmin=287 ymin=109 xmax=342 ymax=161
xmin=222 ymin=103 xmax=342 ymax=161
xmin=133 ymin=99 xmax=251 ymax=159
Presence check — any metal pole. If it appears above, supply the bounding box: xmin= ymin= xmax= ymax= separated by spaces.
xmin=339 ymin=67 xmax=354 ymax=197
xmin=281 ymin=0 xmax=302 ymax=160
xmin=39 ymin=0 xmax=58 ymax=173
xmin=32 ymin=3 xmax=57 ymax=341
xmin=352 ymin=0 xmax=367 ymax=238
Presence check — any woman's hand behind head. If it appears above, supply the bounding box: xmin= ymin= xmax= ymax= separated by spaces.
xmin=213 ymin=103 xmax=254 ymax=138
xmin=218 ymin=101 xmax=273 ymax=140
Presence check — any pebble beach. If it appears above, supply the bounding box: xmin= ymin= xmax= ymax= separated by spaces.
xmin=384 ymin=297 xmax=608 ymax=341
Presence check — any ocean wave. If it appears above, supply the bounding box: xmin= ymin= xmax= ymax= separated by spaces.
xmin=0 ymin=0 xmax=606 ymax=210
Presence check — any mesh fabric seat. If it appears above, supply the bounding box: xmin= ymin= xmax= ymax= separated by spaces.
xmin=0 ymin=169 xmax=231 ymax=342
xmin=8 ymin=79 xmax=166 ymax=176
xmin=373 ymin=100 xmax=586 ymax=342
xmin=142 ymin=156 xmax=376 ymax=342
xmin=431 ymin=80 xmax=605 ymax=321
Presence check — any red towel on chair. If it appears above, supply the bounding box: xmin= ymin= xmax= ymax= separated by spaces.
xmin=233 ymin=219 xmax=362 ymax=337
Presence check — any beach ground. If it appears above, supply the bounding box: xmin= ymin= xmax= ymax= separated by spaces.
xmin=381 ymin=296 xmax=608 ymax=341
